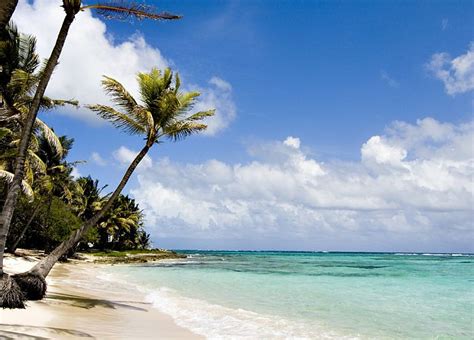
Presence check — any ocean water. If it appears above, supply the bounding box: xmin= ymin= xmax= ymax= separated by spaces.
xmin=100 ymin=251 xmax=474 ymax=339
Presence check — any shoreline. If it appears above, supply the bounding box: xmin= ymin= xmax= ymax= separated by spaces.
xmin=1 ymin=255 xmax=202 ymax=339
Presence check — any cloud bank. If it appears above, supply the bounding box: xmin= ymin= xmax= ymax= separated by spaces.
xmin=126 ymin=118 xmax=473 ymax=251
xmin=13 ymin=0 xmax=235 ymax=133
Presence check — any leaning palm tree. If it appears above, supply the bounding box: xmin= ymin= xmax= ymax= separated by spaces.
xmin=12 ymin=67 xmax=214 ymax=302
xmin=0 ymin=2 xmax=181 ymax=306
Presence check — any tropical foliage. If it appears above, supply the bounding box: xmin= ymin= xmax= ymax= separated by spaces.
xmin=0 ymin=0 xmax=182 ymax=293
xmin=0 ymin=1 xmax=212 ymax=310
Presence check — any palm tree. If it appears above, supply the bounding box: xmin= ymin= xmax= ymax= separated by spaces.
xmin=13 ymin=67 xmax=214 ymax=302
xmin=8 ymin=135 xmax=77 ymax=253
xmin=74 ymin=176 xmax=106 ymax=220
xmin=137 ymin=230 xmax=151 ymax=250
xmin=0 ymin=24 xmax=76 ymax=213
xmin=0 ymin=25 xmax=77 ymax=249
xmin=0 ymin=1 xmax=181 ymax=297
xmin=97 ymin=194 xmax=142 ymax=250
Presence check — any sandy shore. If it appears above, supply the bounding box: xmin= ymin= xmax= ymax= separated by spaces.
xmin=0 ymin=255 xmax=202 ymax=339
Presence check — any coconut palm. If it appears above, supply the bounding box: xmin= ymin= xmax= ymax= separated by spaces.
xmin=0 ymin=2 xmax=181 ymax=306
xmin=0 ymin=24 xmax=77 ymax=209
xmin=97 ymin=194 xmax=142 ymax=250
xmin=0 ymin=25 xmax=76 ymax=206
xmin=13 ymin=67 xmax=214 ymax=302
xmin=73 ymin=176 xmax=106 ymax=220
xmin=137 ymin=230 xmax=151 ymax=250
xmin=8 ymin=135 xmax=77 ymax=253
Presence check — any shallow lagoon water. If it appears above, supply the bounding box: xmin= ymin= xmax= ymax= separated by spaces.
xmin=102 ymin=251 xmax=474 ymax=339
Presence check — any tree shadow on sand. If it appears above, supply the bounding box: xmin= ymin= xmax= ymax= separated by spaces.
xmin=46 ymin=293 xmax=149 ymax=311
xmin=0 ymin=325 xmax=93 ymax=338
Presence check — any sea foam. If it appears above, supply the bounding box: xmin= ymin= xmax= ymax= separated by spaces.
xmin=144 ymin=287 xmax=358 ymax=340
xmin=95 ymin=267 xmax=355 ymax=339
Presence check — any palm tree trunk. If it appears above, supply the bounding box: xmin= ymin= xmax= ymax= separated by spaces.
xmin=8 ymin=201 xmax=42 ymax=254
xmin=0 ymin=13 xmax=76 ymax=277
xmin=30 ymin=144 xmax=151 ymax=278
xmin=0 ymin=0 xmax=18 ymax=30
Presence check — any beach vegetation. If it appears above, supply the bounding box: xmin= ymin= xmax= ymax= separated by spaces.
xmin=0 ymin=1 xmax=181 ymax=308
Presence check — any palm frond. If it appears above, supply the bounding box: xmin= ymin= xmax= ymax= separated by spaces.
xmin=34 ymin=118 xmax=64 ymax=157
xmin=24 ymin=163 xmax=34 ymax=185
xmin=177 ymin=91 xmax=200 ymax=111
xmin=156 ymin=92 xmax=180 ymax=127
xmin=1 ymin=23 xmax=39 ymax=76
xmin=0 ymin=127 xmax=11 ymax=140
xmin=101 ymin=76 xmax=137 ymax=112
xmin=18 ymin=31 xmax=40 ymax=74
xmin=163 ymin=121 xmax=208 ymax=141
xmin=185 ymin=109 xmax=215 ymax=121
xmin=68 ymin=160 xmax=86 ymax=167
xmin=87 ymin=104 xmax=146 ymax=135
xmin=8 ymin=138 xmax=19 ymax=148
xmin=82 ymin=2 xmax=182 ymax=21
xmin=131 ymin=106 xmax=154 ymax=132
xmin=174 ymin=73 xmax=181 ymax=94
xmin=7 ymin=69 xmax=39 ymax=102
xmin=40 ymin=97 xmax=79 ymax=110
xmin=27 ymin=150 xmax=47 ymax=174
xmin=48 ymin=165 xmax=67 ymax=172
xmin=137 ymin=68 xmax=162 ymax=108
xmin=29 ymin=134 xmax=39 ymax=152
xmin=0 ymin=170 xmax=34 ymax=198
xmin=36 ymin=175 xmax=53 ymax=193
xmin=0 ymin=148 xmax=17 ymax=160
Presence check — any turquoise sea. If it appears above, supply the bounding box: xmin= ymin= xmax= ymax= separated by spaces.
xmin=101 ymin=251 xmax=474 ymax=339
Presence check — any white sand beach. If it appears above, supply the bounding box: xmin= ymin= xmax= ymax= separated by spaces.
xmin=0 ymin=255 xmax=201 ymax=339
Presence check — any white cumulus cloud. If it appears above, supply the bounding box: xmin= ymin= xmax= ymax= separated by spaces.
xmin=427 ymin=42 xmax=474 ymax=95
xmin=128 ymin=118 xmax=474 ymax=250
xmin=91 ymin=152 xmax=107 ymax=166
xmin=191 ymin=77 xmax=236 ymax=135
xmin=361 ymin=135 xmax=407 ymax=166
xmin=283 ymin=136 xmax=301 ymax=149
xmin=113 ymin=146 xmax=152 ymax=170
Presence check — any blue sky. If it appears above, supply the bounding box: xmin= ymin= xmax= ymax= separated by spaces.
xmin=13 ymin=0 xmax=474 ymax=252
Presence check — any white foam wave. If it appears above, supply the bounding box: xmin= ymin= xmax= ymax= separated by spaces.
xmin=145 ymin=287 xmax=358 ymax=340
xmin=394 ymin=253 xmax=472 ymax=257
xmin=93 ymin=266 xmax=360 ymax=339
